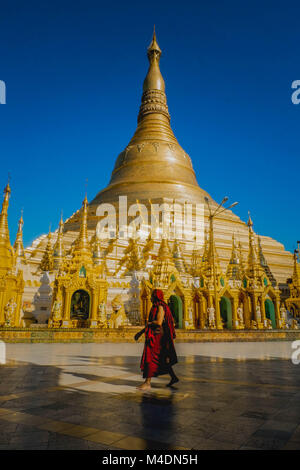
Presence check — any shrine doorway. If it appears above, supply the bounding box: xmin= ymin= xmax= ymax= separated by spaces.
xmin=168 ymin=295 xmax=183 ymax=329
xmin=70 ymin=290 xmax=90 ymax=320
xmin=220 ymin=296 xmax=232 ymax=329
xmin=265 ymin=299 xmax=276 ymax=329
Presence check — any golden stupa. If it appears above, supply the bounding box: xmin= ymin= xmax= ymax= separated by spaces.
xmin=0 ymin=30 xmax=296 ymax=334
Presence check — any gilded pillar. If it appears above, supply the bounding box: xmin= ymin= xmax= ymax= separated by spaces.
xmin=215 ymin=295 xmax=223 ymax=330
xmin=260 ymin=296 xmax=267 ymax=327
xmin=243 ymin=294 xmax=251 ymax=329
xmin=62 ymin=289 xmax=71 ymax=327
xmin=252 ymin=294 xmax=257 ymax=322
xmin=275 ymin=298 xmax=281 ymax=329
xmin=200 ymin=297 xmax=206 ymax=329
xmin=15 ymin=293 xmax=22 ymax=327
xmin=89 ymin=289 xmax=98 ymax=328
xmin=232 ymin=296 xmax=238 ymax=330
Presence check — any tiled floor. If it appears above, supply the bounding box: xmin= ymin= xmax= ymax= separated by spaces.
xmin=0 ymin=341 xmax=300 ymax=450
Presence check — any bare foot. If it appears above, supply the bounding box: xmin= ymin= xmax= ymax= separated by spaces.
xmin=137 ymin=382 xmax=151 ymax=391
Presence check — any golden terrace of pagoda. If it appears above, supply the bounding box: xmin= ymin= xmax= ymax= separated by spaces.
xmin=0 ymin=30 xmax=299 ymax=336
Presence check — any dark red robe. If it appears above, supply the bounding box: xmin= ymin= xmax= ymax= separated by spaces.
xmin=140 ymin=289 xmax=178 ymax=378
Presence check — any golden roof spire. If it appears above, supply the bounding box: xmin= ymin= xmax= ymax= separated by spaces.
xmin=226 ymin=233 xmax=243 ymax=280
xmin=53 ymin=214 xmax=65 ymax=269
xmin=204 ymin=220 xmax=221 ymax=279
xmin=40 ymin=229 xmax=54 ymax=272
xmin=157 ymin=237 xmax=172 ymax=261
xmin=257 ymin=235 xmax=277 ymax=287
xmin=0 ymin=182 xmax=11 ymax=246
xmin=247 ymin=213 xmax=258 ymax=267
xmin=139 ymin=27 xmax=169 ymax=121
xmin=152 ymin=236 xmax=178 ymax=286
xmin=0 ymin=181 xmax=14 ymax=272
xmin=76 ymin=195 xmax=89 ymax=252
xmin=229 ymin=233 xmax=238 ymax=263
xmin=14 ymin=210 xmax=25 ymax=260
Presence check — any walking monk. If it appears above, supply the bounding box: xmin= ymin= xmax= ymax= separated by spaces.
xmin=135 ymin=289 xmax=179 ymax=391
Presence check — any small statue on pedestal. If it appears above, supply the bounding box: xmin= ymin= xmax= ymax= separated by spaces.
xmin=207 ymin=306 xmax=216 ymax=329
xmin=237 ymin=305 xmax=244 ymax=328
xmin=4 ymin=297 xmax=17 ymax=327
xmin=184 ymin=306 xmax=194 ymax=330
xmin=97 ymin=302 xmax=107 ymax=328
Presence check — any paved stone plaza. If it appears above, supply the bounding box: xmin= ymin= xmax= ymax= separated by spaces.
xmin=0 ymin=341 xmax=300 ymax=450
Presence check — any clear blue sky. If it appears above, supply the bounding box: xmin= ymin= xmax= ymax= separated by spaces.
xmin=0 ymin=0 xmax=299 ymax=252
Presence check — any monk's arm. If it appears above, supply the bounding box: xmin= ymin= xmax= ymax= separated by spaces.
xmin=148 ymin=306 xmax=165 ymax=327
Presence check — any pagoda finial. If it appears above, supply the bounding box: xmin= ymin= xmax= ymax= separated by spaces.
xmin=138 ymin=28 xmax=169 ymax=121
xmin=14 ymin=210 xmax=25 ymax=260
xmin=247 ymin=211 xmax=253 ymax=229
xmin=147 ymin=25 xmax=162 ymax=61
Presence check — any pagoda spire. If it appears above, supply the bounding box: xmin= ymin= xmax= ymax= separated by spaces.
xmin=40 ymin=228 xmax=54 ymax=272
xmin=14 ymin=210 xmax=25 ymax=262
xmin=257 ymin=235 xmax=277 ymax=287
xmin=152 ymin=235 xmax=178 ymax=287
xmin=137 ymin=27 xmax=170 ymax=122
xmin=0 ymin=182 xmax=11 ymax=246
xmin=226 ymin=233 xmax=243 ymax=280
xmin=53 ymin=214 xmax=65 ymax=269
xmin=204 ymin=219 xmax=221 ymax=279
xmin=157 ymin=235 xmax=172 ymax=261
xmin=75 ymin=195 xmax=90 ymax=252
xmin=247 ymin=213 xmax=258 ymax=268
xmin=0 ymin=181 xmax=14 ymax=271
xmin=246 ymin=214 xmax=265 ymax=283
